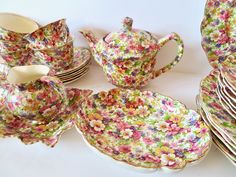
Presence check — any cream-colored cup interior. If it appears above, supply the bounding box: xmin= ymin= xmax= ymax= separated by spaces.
xmin=7 ymin=65 xmax=50 ymax=84
xmin=0 ymin=13 xmax=39 ymax=33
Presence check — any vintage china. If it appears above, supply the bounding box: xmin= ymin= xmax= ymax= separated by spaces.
xmin=32 ymin=37 xmax=74 ymax=71
xmin=213 ymin=135 xmax=236 ymax=167
xmin=54 ymin=47 xmax=91 ymax=75
xmin=217 ymin=81 xmax=236 ymax=119
xmin=218 ymin=70 xmax=236 ymax=98
xmin=0 ymin=87 xmax=92 ymax=146
xmin=80 ymin=17 xmax=184 ymax=88
xmin=0 ymin=13 xmax=39 ymax=66
xmin=0 ymin=47 xmax=34 ymax=67
xmin=0 ymin=13 xmax=39 ymax=42
xmin=220 ymin=67 xmax=236 ymax=92
xmin=77 ymin=88 xmax=211 ymax=170
xmin=1 ymin=65 xmax=69 ymax=122
xmin=57 ymin=64 xmax=90 ymax=80
xmin=216 ymin=86 xmax=236 ymax=121
xmin=197 ymin=104 xmax=236 ymax=153
xmin=0 ymin=62 xmax=10 ymax=81
xmin=62 ymin=70 xmax=89 ymax=85
xmin=199 ymin=69 xmax=236 ymax=144
xmin=24 ymin=19 xmax=70 ymax=50
xmin=219 ymin=55 xmax=236 ymax=69
xmin=201 ymin=0 xmax=236 ymax=68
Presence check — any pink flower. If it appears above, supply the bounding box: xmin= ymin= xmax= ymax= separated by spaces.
xmin=132 ymin=131 xmax=141 ymax=140
xmin=143 ymin=137 xmax=154 ymax=145
xmin=118 ymin=145 xmax=131 ymax=153
xmin=167 ymin=124 xmax=181 ymax=136
xmin=117 ymin=122 xmax=130 ymax=130
xmin=220 ymin=10 xmax=230 ymax=20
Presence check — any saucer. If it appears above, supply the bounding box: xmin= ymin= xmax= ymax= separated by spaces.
xmin=198 ymin=106 xmax=236 ymax=153
xmin=199 ymin=69 xmax=236 ymax=144
xmin=55 ymin=47 xmax=91 ymax=75
xmin=213 ymin=135 xmax=236 ymax=167
xmin=62 ymin=69 xmax=89 ymax=85
xmin=77 ymin=88 xmax=211 ymax=170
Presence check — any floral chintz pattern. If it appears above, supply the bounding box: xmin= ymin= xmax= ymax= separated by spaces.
xmin=199 ymin=69 xmax=236 ymax=144
xmin=77 ymin=88 xmax=211 ymax=169
xmin=0 ymin=85 xmax=92 ymax=147
xmin=24 ymin=19 xmax=70 ymax=50
xmin=0 ymin=71 xmax=92 ymax=146
xmin=81 ymin=17 xmax=184 ymax=88
xmin=201 ymin=0 xmax=236 ymax=68
xmin=4 ymin=76 xmax=68 ymax=122
xmin=32 ymin=38 xmax=74 ymax=72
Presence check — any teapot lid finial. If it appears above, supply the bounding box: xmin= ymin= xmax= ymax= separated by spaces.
xmin=122 ymin=17 xmax=133 ymax=31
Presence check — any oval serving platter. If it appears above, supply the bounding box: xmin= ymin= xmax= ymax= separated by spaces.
xmin=76 ymin=88 xmax=211 ymax=171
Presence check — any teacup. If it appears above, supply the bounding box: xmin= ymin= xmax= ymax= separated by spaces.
xmin=24 ymin=19 xmax=70 ymax=50
xmin=0 ymin=13 xmax=39 ymax=42
xmin=5 ymin=65 xmax=68 ymax=121
xmin=0 ymin=13 xmax=39 ymax=66
xmin=32 ymin=37 xmax=74 ymax=71
xmin=1 ymin=47 xmax=34 ymax=66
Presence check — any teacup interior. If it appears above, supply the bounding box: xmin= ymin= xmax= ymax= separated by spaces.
xmin=7 ymin=65 xmax=50 ymax=84
xmin=0 ymin=13 xmax=39 ymax=33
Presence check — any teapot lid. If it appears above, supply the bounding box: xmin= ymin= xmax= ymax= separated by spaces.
xmin=97 ymin=17 xmax=157 ymax=60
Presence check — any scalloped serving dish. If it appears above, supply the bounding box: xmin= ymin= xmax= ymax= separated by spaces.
xmin=76 ymin=88 xmax=211 ymax=171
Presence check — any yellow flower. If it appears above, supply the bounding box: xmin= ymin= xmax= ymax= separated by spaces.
xmin=155 ymin=146 xmax=175 ymax=156
xmin=135 ymin=120 xmax=145 ymax=126
xmin=88 ymin=113 xmax=103 ymax=120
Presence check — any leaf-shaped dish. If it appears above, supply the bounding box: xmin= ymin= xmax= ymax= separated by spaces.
xmin=76 ymin=88 xmax=211 ymax=170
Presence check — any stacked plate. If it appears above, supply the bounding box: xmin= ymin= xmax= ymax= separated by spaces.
xmin=54 ymin=47 xmax=91 ymax=84
xmin=197 ymin=67 xmax=236 ymax=167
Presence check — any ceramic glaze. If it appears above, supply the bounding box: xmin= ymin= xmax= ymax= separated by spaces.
xmin=77 ymin=88 xmax=211 ymax=170
xmin=24 ymin=19 xmax=70 ymax=50
xmin=0 ymin=87 xmax=92 ymax=146
xmin=2 ymin=65 xmax=69 ymax=122
xmin=81 ymin=17 xmax=184 ymax=88
xmin=199 ymin=69 xmax=236 ymax=145
xmin=201 ymin=0 xmax=236 ymax=68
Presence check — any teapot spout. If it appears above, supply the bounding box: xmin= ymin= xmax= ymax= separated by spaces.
xmin=80 ymin=30 xmax=104 ymax=67
xmin=80 ymin=30 xmax=98 ymax=49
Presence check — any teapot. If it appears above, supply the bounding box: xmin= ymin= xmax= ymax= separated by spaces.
xmin=80 ymin=17 xmax=184 ymax=88
xmin=1 ymin=65 xmax=68 ymax=122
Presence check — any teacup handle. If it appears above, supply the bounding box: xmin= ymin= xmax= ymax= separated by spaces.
xmin=153 ymin=33 xmax=184 ymax=78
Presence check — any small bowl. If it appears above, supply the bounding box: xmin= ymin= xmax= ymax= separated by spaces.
xmin=24 ymin=19 xmax=70 ymax=50
xmin=0 ymin=12 xmax=39 ymax=42
xmin=32 ymin=37 xmax=74 ymax=71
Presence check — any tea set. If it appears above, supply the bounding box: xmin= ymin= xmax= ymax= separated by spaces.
xmin=0 ymin=0 xmax=235 ymax=171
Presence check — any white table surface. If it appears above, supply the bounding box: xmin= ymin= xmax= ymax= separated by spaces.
xmin=0 ymin=64 xmax=235 ymax=177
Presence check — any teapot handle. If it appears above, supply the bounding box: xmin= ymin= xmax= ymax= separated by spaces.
xmin=153 ymin=33 xmax=184 ymax=78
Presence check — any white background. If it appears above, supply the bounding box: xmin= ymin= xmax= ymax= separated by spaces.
xmin=0 ymin=0 xmax=235 ymax=177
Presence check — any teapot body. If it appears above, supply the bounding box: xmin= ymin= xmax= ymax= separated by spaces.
xmin=96 ymin=51 xmax=158 ymax=88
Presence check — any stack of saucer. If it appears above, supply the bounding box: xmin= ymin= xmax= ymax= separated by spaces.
xmin=54 ymin=47 xmax=91 ymax=84
xmin=197 ymin=60 xmax=236 ymax=166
